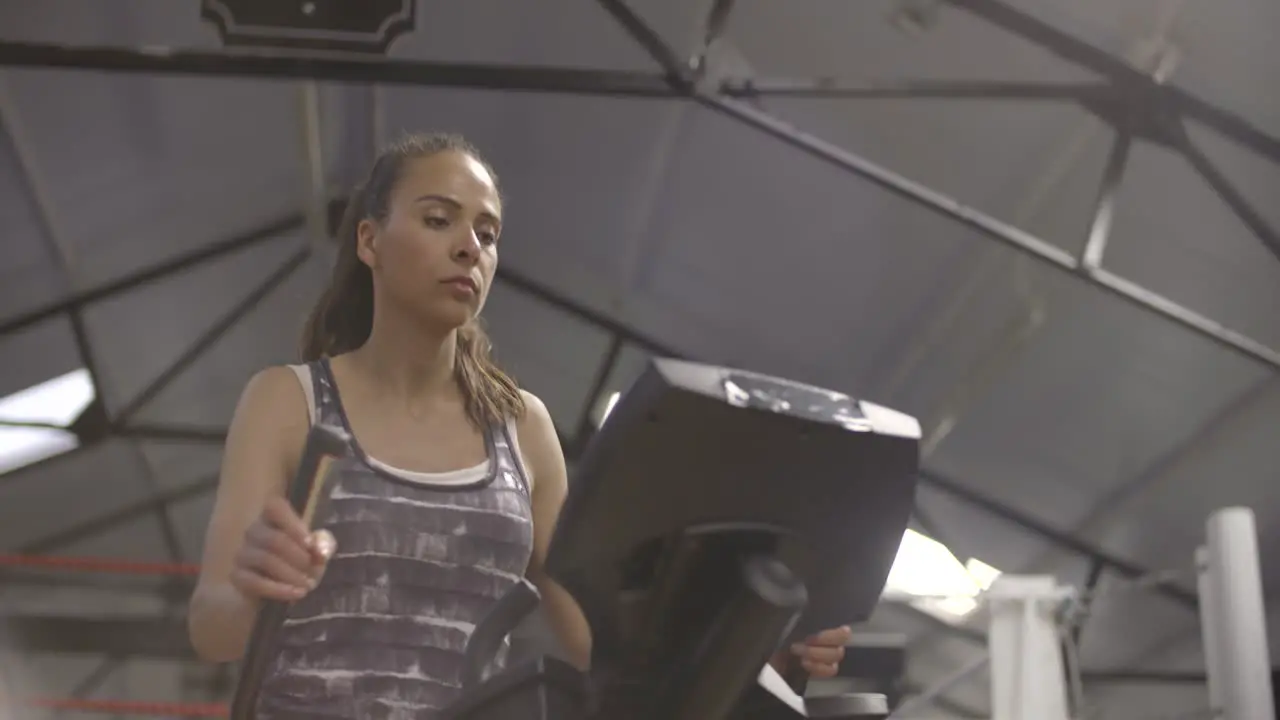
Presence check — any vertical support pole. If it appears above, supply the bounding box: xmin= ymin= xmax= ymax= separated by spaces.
xmin=1196 ymin=546 xmax=1225 ymax=718
xmin=1080 ymin=130 xmax=1131 ymax=270
xmin=1205 ymin=507 xmax=1275 ymax=720
xmin=298 ymin=80 xmax=330 ymax=255
xmin=986 ymin=575 xmax=1070 ymax=720
xmin=690 ymin=0 xmax=737 ymax=73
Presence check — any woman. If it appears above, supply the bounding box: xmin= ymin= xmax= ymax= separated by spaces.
xmin=188 ymin=133 xmax=850 ymax=718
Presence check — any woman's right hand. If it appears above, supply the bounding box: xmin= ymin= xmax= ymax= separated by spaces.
xmin=230 ymin=496 xmax=335 ymax=602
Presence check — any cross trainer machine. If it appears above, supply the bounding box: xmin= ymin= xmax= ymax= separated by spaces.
xmin=441 ymin=358 xmax=923 ymax=720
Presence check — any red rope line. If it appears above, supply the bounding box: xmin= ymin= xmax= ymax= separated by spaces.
xmin=5 ymin=558 xmax=217 ymax=716
xmin=28 ymin=698 xmax=227 ymax=716
xmin=0 ymin=554 xmax=199 ymax=576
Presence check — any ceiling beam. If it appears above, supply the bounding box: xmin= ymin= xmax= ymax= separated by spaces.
xmin=32 ymin=214 xmax=1196 ymax=615
xmin=0 ymin=41 xmax=676 ymax=98
xmin=941 ymin=0 xmax=1280 ymax=165
xmin=112 ymin=246 xmax=312 ymax=426
xmin=0 ymin=215 xmax=302 ymax=340
xmin=18 ymin=476 xmax=217 ymax=556
xmin=492 ymin=247 xmax=1205 ymax=611
xmin=2 ymin=616 xmax=194 ymax=660
xmin=0 ymin=35 xmax=1276 ymax=369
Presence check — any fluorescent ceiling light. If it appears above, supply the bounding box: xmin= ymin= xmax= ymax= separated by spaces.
xmin=883 ymin=528 xmax=1002 ymax=621
xmin=596 ymin=391 xmax=622 ymax=428
xmin=0 ymin=369 xmax=94 ymax=426
xmin=0 ymin=369 xmax=95 ymax=475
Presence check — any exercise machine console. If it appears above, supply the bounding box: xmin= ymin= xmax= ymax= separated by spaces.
xmin=440 ymin=359 xmax=921 ymax=720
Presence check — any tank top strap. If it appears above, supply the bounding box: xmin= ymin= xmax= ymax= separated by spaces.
xmin=306 ymin=359 xmax=345 ymax=428
xmin=493 ymin=419 xmax=533 ymax=499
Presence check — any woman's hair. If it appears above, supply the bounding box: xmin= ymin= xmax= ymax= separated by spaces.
xmin=300 ymin=132 xmax=525 ymax=429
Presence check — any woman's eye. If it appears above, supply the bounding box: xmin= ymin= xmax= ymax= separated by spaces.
xmin=424 ymin=216 xmax=449 ymax=229
xmin=478 ymin=231 xmax=498 ymax=246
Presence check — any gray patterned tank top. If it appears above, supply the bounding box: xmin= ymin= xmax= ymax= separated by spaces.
xmin=255 ymin=359 xmax=536 ymax=720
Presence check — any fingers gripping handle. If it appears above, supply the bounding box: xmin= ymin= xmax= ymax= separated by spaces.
xmin=229 ymin=423 xmax=351 ymax=720
xmin=285 ymin=424 xmax=351 ymax=525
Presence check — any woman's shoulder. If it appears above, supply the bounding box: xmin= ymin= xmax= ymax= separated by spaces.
xmin=234 ymin=364 xmax=313 ymax=427
xmin=512 ymin=390 xmax=558 ymax=451
xmin=244 ymin=363 xmax=310 ymax=396
xmin=516 ymin=388 xmax=548 ymax=417
xmin=223 ymin=365 xmax=314 ymax=476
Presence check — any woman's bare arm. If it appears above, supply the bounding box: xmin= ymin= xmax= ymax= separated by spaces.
xmin=187 ymin=366 xmax=311 ymax=662
xmin=518 ymin=391 xmax=592 ymax=670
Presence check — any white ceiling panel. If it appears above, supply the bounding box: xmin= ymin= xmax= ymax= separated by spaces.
xmin=0 ymin=316 xmax=84 ymax=400
xmin=379 ymin=88 xmax=690 ymax=285
xmin=81 ymin=233 xmax=304 ymax=415
xmin=1104 ymin=141 xmax=1280 ymax=351
xmin=0 ymin=0 xmax=219 ymax=48
xmin=134 ymin=441 xmax=225 ymax=495
xmin=1074 ymin=578 xmax=1199 ymax=668
xmin=0 ymin=440 xmax=149 ymax=552
xmin=1184 ymin=119 xmax=1280 ymax=237
xmin=926 ymin=267 xmax=1268 ymax=509
xmin=114 ymin=656 xmax=193 ymax=706
xmin=166 ymin=490 xmax=219 ymax=566
xmin=4 ymin=655 xmax=114 ymax=704
xmin=726 ymin=0 xmax=1098 ymax=83
xmin=612 ymin=102 xmax=1011 ymax=394
xmin=389 ymin=0 xmax=668 ymax=71
xmin=759 ymin=97 xmax=1093 ymax=248
xmin=1069 ymin=382 xmax=1280 ymax=588
xmin=0 ymin=114 xmax=67 ymax=319
xmin=0 ymin=70 xmax=303 ymax=287
xmin=483 ymin=281 xmax=616 ymax=434
xmin=902 ymin=630 xmax=992 ymax=717
xmin=1172 ymin=0 xmax=1280 ymax=134
xmin=131 ymin=248 xmax=326 ymax=427
xmin=0 ymin=583 xmax=166 ymax=624
xmin=51 ymin=511 xmax=177 ymax=566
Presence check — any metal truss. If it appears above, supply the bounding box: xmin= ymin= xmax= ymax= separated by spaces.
xmin=0 ymin=2 xmax=1276 ymax=366
xmin=1 ymin=0 xmax=1278 ymax=705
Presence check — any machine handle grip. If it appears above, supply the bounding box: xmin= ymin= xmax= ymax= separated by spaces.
xmin=781 ymin=658 xmax=810 ymax=697
xmin=461 ymin=578 xmax=542 ymax=689
xmin=229 ymin=423 xmax=351 ymax=720
xmin=663 ymin=554 xmax=808 ymax=720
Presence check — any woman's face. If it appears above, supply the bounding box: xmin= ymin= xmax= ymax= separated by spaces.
xmin=358 ymin=150 xmax=503 ymax=330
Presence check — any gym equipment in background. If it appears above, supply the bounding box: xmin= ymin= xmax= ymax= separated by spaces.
xmin=441 ymin=358 xmax=922 ymax=720
xmin=902 ymin=506 xmax=1275 ymax=720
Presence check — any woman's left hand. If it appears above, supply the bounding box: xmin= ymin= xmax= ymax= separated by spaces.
xmin=771 ymin=625 xmax=853 ymax=679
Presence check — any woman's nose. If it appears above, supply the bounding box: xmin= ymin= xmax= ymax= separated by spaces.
xmin=452 ymin=229 xmax=482 ymax=261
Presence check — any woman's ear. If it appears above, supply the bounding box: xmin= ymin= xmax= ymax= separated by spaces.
xmin=355 ymin=218 xmax=379 ymax=268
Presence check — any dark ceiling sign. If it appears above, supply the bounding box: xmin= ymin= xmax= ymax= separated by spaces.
xmin=201 ymin=0 xmax=416 ymax=54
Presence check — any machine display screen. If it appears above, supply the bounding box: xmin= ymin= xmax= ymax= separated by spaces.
xmin=722 ymin=372 xmax=871 ymax=431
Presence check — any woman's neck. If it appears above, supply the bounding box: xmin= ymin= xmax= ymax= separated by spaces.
xmin=350 ymin=310 xmax=460 ymax=403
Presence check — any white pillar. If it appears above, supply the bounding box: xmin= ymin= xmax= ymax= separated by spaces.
xmin=1205 ymin=507 xmax=1275 ymax=720
xmin=1196 ymin=546 xmax=1225 ymax=718
xmin=986 ymin=575 xmax=1071 ymax=720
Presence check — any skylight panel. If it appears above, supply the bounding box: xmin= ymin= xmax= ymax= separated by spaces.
xmin=0 ymin=369 xmax=96 ymax=475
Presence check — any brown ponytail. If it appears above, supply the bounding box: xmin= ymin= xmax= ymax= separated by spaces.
xmin=300 ymin=180 xmax=375 ymax=362
xmin=299 ymin=132 xmax=525 ymax=430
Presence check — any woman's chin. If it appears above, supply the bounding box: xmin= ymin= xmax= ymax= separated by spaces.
xmin=423 ymin=305 xmax=474 ymax=331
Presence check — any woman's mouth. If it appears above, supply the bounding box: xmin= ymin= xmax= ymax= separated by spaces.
xmin=441 ymin=277 xmax=478 ymax=296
